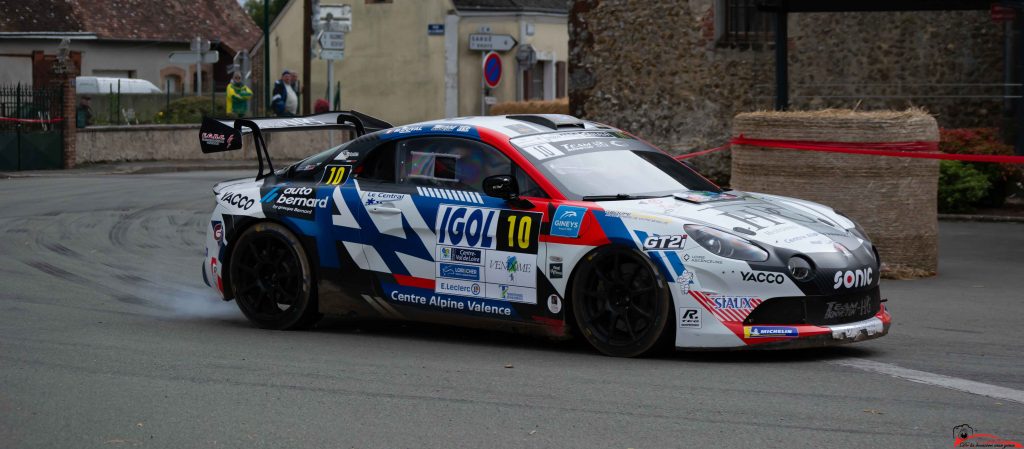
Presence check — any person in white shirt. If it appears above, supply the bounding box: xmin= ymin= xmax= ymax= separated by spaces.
xmin=271 ymin=70 xmax=299 ymax=116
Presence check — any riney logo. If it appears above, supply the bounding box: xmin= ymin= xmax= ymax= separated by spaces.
xmin=549 ymin=205 xmax=587 ymax=238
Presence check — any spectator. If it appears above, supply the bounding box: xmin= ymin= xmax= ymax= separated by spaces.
xmin=76 ymin=95 xmax=93 ymax=128
xmin=225 ymin=72 xmax=253 ymax=118
xmin=314 ymin=98 xmax=329 ymax=114
xmin=271 ymin=70 xmax=298 ymax=116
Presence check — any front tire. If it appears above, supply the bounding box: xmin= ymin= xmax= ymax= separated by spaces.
xmin=571 ymin=246 xmax=672 ymax=357
xmin=229 ymin=222 xmax=320 ymax=330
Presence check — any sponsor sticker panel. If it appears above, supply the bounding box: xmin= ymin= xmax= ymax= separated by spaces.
xmin=744 ymin=326 xmax=799 ymax=338
xmin=679 ymin=308 xmax=702 ymax=328
xmin=386 ymin=284 xmax=517 ymax=318
xmin=550 ymin=205 xmax=586 ymax=238
xmin=434 ymin=205 xmax=542 ymax=304
xmin=261 ymin=185 xmax=328 ymax=220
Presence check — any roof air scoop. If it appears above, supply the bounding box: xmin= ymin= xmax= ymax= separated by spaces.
xmin=506 ymin=114 xmax=586 ymax=130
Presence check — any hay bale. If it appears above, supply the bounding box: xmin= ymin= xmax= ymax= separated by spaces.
xmin=488 ymin=98 xmax=570 ymax=116
xmin=731 ymin=109 xmax=939 ymax=277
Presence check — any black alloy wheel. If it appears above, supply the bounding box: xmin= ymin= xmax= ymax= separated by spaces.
xmin=229 ymin=222 xmax=320 ymax=330
xmin=571 ymin=246 xmax=673 ymax=357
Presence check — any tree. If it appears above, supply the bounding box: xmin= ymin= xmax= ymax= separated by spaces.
xmin=243 ymin=0 xmax=290 ymax=28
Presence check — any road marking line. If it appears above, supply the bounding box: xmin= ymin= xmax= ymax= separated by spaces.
xmin=832 ymin=358 xmax=1024 ymax=405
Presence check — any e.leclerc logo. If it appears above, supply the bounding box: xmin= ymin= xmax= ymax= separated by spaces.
xmin=550 ymin=205 xmax=586 ymax=238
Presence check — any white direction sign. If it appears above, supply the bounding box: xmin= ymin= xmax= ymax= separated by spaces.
xmin=169 ymin=51 xmax=219 ymax=64
xmin=320 ymin=49 xmax=345 ymax=60
xmin=319 ymin=32 xmax=346 ymax=50
xmin=468 ymin=34 xmax=517 ymax=52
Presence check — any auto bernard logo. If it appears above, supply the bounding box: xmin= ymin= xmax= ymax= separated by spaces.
xmin=436 ymin=205 xmax=498 ymax=249
xmin=744 ymin=326 xmax=798 ymax=338
xmin=549 ymin=205 xmax=587 ymax=238
xmin=261 ymin=185 xmax=328 ymax=220
xmin=833 ymin=267 xmax=873 ymax=289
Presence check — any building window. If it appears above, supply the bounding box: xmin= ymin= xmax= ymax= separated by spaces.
xmin=556 ymin=61 xmax=566 ymax=98
xmin=527 ymin=62 xmax=545 ymax=100
xmin=715 ymin=0 xmax=775 ymax=49
xmin=365 ymin=0 xmax=392 ymax=4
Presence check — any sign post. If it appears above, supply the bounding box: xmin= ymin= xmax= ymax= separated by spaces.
xmin=172 ymin=38 xmax=218 ymax=95
xmin=481 ymin=51 xmax=502 ymax=115
xmin=316 ymin=4 xmax=351 ymax=143
xmin=469 ymin=30 xmax=515 ymax=115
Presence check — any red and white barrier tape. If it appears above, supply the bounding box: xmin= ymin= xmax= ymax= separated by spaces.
xmin=675 ymin=135 xmax=1024 ymax=164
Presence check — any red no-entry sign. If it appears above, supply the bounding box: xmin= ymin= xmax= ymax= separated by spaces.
xmin=483 ymin=51 xmax=502 ymax=88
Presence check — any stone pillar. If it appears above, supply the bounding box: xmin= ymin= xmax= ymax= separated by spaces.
xmin=52 ymin=39 xmax=79 ymax=169
xmin=61 ymin=76 xmax=77 ymax=169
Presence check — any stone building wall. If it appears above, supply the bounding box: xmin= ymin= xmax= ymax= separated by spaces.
xmin=569 ymin=0 xmax=1004 ymax=183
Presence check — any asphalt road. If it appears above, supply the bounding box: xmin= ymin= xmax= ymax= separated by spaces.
xmin=0 ymin=170 xmax=1021 ymax=448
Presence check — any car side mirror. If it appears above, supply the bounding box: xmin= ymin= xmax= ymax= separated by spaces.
xmin=483 ymin=175 xmax=518 ymax=200
xmin=483 ymin=175 xmax=535 ymax=209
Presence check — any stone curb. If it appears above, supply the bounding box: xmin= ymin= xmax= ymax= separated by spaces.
xmin=938 ymin=213 xmax=1024 ymax=223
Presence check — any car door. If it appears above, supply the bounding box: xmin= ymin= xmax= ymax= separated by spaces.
xmin=360 ymin=135 xmax=551 ymax=318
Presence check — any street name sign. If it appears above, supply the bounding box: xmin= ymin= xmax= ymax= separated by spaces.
xmin=469 ymin=34 xmax=517 ymax=52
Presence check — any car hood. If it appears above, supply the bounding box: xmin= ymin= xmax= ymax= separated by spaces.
xmin=597 ymin=190 xmax=867 ymax=254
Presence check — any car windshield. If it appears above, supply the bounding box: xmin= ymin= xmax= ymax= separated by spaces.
xmin=510 ymin=132 xmax=720 ymax=200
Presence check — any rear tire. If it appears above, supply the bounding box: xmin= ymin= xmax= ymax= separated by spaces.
xmin=228 ymin=222 xmax=320 ymax=330
xmin=571 ymin=246 xmax=672 ymax=357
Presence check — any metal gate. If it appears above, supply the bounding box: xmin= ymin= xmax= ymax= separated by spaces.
xmin=0 ymin=84 xmax=64 ymax=171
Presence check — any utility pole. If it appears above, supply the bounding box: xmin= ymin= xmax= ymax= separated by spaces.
xmin=193 ymin=36 xmax=202 ymax=95
xmin=263 ymin=0 xmax=270 ymax=114
xmin=303 ymin=0 xmax=313 ymax=115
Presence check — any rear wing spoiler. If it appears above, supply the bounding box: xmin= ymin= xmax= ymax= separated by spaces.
xmin=199 ymin=111 xmax=392 ymax=179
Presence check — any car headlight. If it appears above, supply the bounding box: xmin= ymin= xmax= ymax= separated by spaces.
xmin=683 ymin=225 xmax=769 ymax=262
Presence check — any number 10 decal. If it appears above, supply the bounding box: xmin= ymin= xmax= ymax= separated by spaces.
xmin=496 ymin=210 xmax=542 ymax=254
xmin=321 ymin=165 xmax=352 ymax=186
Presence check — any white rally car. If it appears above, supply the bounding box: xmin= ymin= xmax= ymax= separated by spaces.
xmin=199 ymin=112 xmax=890 ymax=357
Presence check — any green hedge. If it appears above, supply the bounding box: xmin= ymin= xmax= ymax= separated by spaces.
xmin=939 ymin=128 xmax=1022 ymax=210
xmin=156 ymin=96 xmax=227 ymax=124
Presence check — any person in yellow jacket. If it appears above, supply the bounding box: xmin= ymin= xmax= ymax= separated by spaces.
xmin=226 ymin=72 xmax=253 ymax=117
